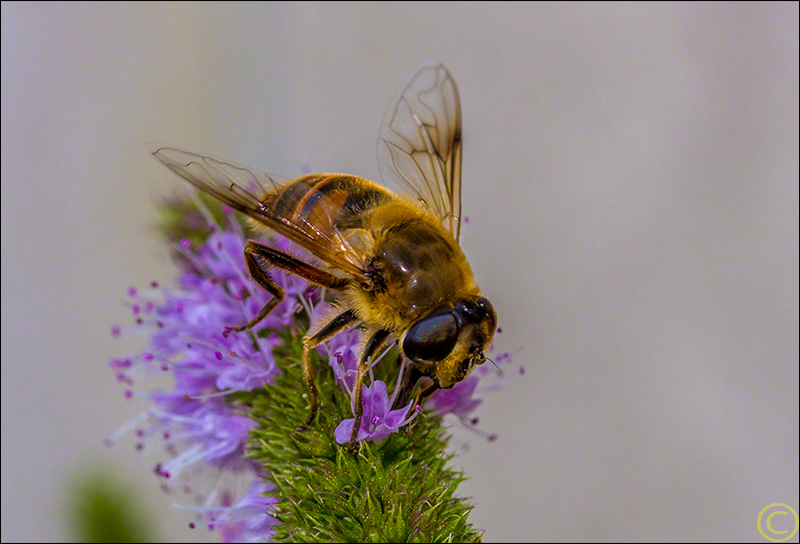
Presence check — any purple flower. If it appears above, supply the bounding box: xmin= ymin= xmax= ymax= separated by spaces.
xmin=335 ymin=380 xmax=415 ymax=444
xmin=209 ymin=479 xmax=280 ymax=543
xmin=148 ymin=398 xmax=256 ymax=476
xmin=426 ymin=375 xmax=483 ymax=418
xmin=320 ymin=326 xmax=362 ymax=390
xmin=107 ymin=217 xmax=303 ymax=541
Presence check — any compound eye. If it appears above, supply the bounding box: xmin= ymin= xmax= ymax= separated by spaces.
xmin=403 ymin=311 xmax=459 ymax=362
xmin=476 ymin=297 xmax=493 ymax=313
xmin=476 ymin=297 xmax=497 ymax=332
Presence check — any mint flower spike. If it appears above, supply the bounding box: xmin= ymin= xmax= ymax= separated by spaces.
xmin=110 ymin=196 xmax=520 ymax=542
xmin=108 ymin=210 xmax=299 ymax=541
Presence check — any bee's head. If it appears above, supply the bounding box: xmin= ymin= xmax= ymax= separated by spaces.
xmin=401 ymin=296 xmax=497 ymax=389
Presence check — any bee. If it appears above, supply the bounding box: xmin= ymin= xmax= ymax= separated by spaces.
xmin=152 ymin=64 xmax=497 ymax=453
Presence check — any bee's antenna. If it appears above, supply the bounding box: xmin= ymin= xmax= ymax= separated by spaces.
xmin=486 ymin=356 xmax=504 ymax=376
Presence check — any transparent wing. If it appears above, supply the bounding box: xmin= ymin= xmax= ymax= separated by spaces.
xmin=151 ymin=146 xmax=368 ymax=278
xmin=378 ymin=64 xmax=463 ymax=241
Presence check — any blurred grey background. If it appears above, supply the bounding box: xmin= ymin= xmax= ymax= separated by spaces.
xmin=2 ymin=2 xmax=798 ymax=542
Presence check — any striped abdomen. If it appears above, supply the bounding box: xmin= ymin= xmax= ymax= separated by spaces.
xmin=262 ymin=174 xmax=394 ymax=239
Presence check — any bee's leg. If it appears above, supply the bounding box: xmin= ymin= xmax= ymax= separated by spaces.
xmin=244 ymin=241 xmax=349 ymax=290
xmin=228 ymin=240 xmax=348 ymax=334
xmin=391 ymin=362 xmax=422 ymax=410
xmin=346 ymin=329 xmax=391 ymax=454
xmin=402 ymin=381 xmax=439 ymax=433
xmin=295 ymin=308 xmax=359 ymax=431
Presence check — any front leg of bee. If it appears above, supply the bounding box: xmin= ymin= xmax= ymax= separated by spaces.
xmin=402 ymin=381 xmax=439 ymax=435
xmin=346 ymin=329 xmax=391 ymax=454
xmin=411 ymin=381 xmax=439 ymax=414
xmin=391 ymin=362 xmax=421 ymax=410
xmin=295 ymin=308 xmax=359 ymax=431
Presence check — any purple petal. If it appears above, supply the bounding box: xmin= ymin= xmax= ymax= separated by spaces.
xmin=334 ymin=419 xmax=355 ymax=444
